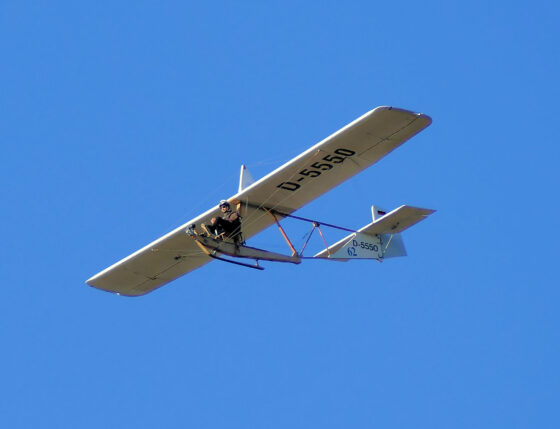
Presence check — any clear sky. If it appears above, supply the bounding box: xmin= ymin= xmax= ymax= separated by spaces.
xmin=1 ymin=1 xmax=559 ymax=428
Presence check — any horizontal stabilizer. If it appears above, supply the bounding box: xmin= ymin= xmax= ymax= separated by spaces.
xmin=314 ymin=204 xmax=434 ymax=260
xmin=363 ymin=205 xmax=435 ymax=234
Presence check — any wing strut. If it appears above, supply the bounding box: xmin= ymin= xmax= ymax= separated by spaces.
xmin=246 ymin=202 xmax=356 ymax=233
xmin=316 ymin=224 xmax=331 ymax=256
xmin=299 ymin=223 xmax=317 ymax=255
xmin=263 ymin=208 xmax=298 ymax=256
xmin=262 ymin=208 xmax=332 ymax=258
xmin=298 ymin=222 xmax=331 ymax=257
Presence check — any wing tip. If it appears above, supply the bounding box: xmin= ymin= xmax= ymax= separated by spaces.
xmin=371 ymin=105 xmax=432 ymax=126
xmin=84 ymin=280 xmax=150 ymax=297
xmin=85 ymin=276 xmax=152 ymax=297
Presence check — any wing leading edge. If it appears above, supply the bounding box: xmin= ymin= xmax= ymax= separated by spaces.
xmin=86 ymin=106 xmax=432 ymax=296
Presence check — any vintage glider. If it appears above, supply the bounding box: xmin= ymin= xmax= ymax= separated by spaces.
xmin=86 ymin=106 xmax=434 ymax=296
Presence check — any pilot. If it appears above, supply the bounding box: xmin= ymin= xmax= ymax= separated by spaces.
xmin=203 ymin=200 xmax=242 ymax=242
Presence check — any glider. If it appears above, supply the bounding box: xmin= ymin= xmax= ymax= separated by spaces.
xmin=86 ymin=106 xmax=434 ymax=296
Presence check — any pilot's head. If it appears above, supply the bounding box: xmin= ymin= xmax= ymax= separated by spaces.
xmin=219 ymin=200 xmax=230 ymax=211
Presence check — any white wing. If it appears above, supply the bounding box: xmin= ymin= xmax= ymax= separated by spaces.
xmin=86 ymin=106 xmax=431 ymax=296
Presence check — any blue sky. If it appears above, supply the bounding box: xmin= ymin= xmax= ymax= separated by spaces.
xmin=1 ymin=1 xmax=559 ymax=427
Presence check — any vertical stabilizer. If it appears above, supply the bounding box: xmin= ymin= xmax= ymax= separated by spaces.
xmin=371 ymin=205 xmax=388 ymax=221
xmin=238 ymin=165 xmax=255 ymax=192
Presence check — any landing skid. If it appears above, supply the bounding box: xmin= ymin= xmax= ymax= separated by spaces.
xmin=208 ymin=253 xmax=264 ymax=270
xmin=186 ymin=228 xmax=301 ymax=265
